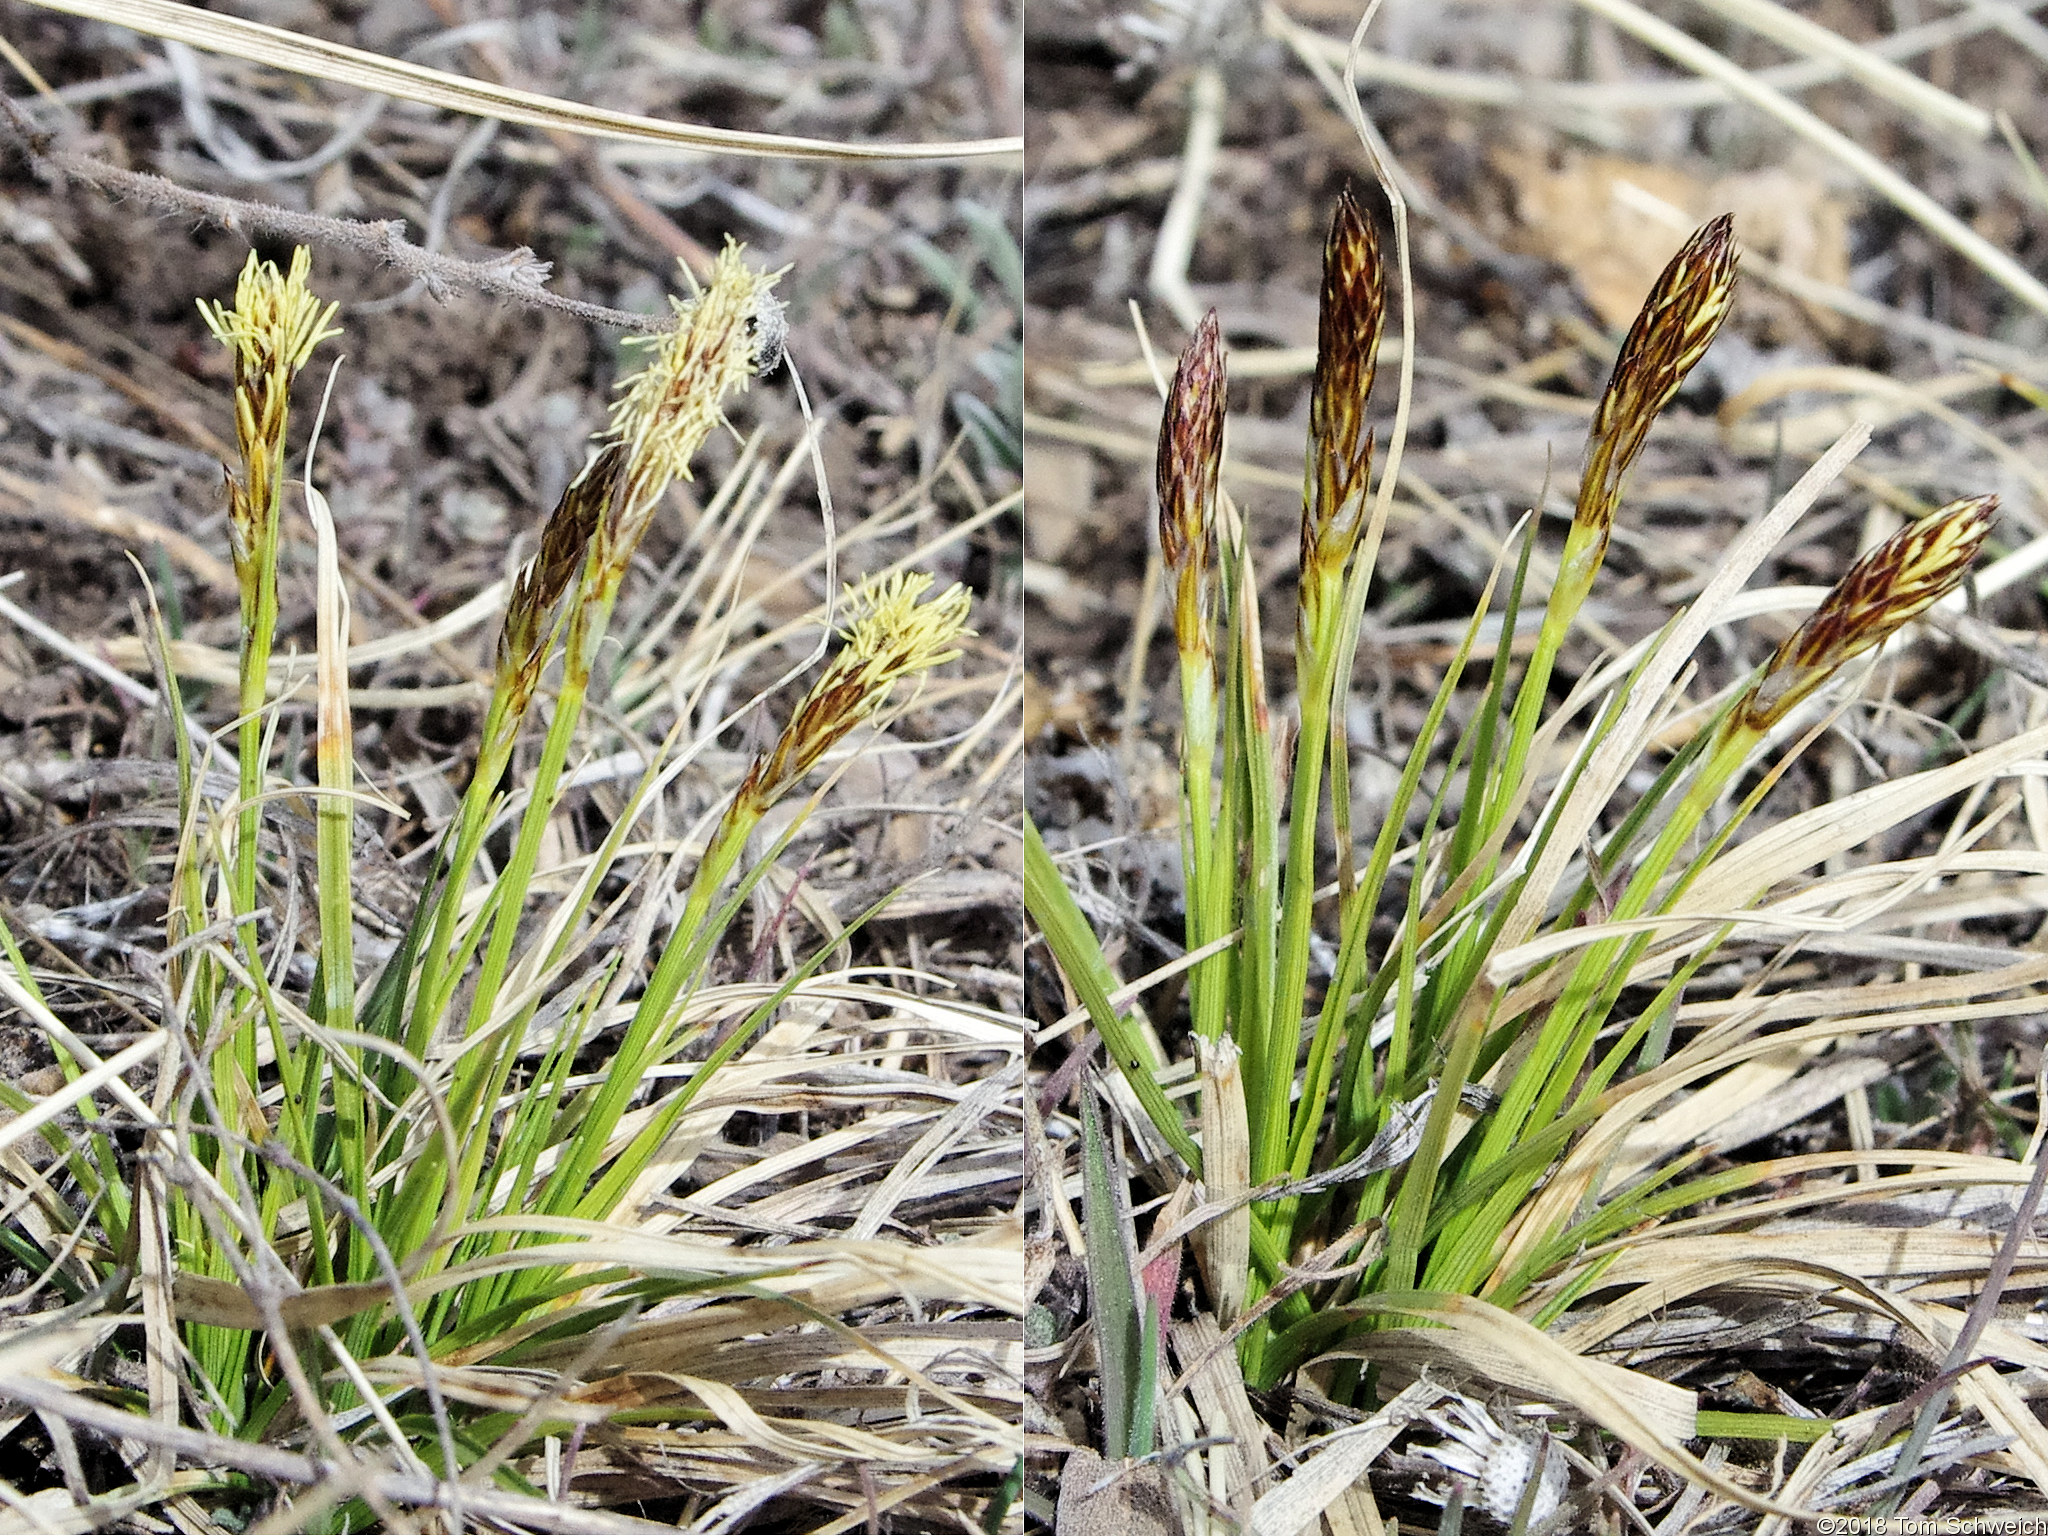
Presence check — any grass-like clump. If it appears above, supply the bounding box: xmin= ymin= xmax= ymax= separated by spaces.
xmin=1029 ymin=185 xmax=2027 ymax=1522
xmin=0 ymin=241 xmax=1016 ymax=1532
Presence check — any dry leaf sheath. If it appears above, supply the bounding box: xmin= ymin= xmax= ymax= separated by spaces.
xmin=1741 ymin=494 xmax=1997 ymax=732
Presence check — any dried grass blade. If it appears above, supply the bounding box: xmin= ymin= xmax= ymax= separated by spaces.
xmin=1567 ymin=0 xmax=2048 ymax=318
xmin=1243 ymin=1380 xmax=1439 ymax=1536
xmin=1332 ymin=1292 xmax=1813 ymax=1516
xmin=1680 ymin=720 xmax=2048 ymax=913
xmin=19 ymin=0 xmax=1020 ymax=162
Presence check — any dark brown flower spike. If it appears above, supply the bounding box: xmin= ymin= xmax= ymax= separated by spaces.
xmin=1741 ymin=494 xmax=1996 ymax=732
xmin=1570 ymin=214 xmax=1739 ymax=581
xmin=496 ymin=442 xmax=628 ymax=719
xmin=1158 ymin=310 xmax=1227 ymax=659
xmin=1300 ymin=188 xmax=1386 ymax=636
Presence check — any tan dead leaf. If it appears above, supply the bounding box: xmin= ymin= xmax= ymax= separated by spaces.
xmin=1493 ymin=152 xmax=1850 ymax=333
xmin=1491 ymin=149 xmax=1707 ymax=328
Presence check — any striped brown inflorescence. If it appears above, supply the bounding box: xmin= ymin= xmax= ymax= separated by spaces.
xmin=1571 ymin=214 xmax=1740 ymax=582
xmin=1299 ymin=186 xmax=1385 ymax=640
xmin=1157 ymin=310 xmax=1226 ymax=664
xmin=496 ymin=441 xmax=627 ymax=720
xmin=1741 ymin=494 xmax=1997 ymax=732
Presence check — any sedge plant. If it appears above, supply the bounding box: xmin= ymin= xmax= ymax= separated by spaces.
xmin=0 ymin=240 xmax=979 ymax=1509
xmin=1028 ymin=192 xmax=1998 ymax=1396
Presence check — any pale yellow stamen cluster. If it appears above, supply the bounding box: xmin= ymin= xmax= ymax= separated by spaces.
xmin=836 ymin=571 xmax=974 ymax=677
xmin=607 ymin=241 xmax=785 ymax=497
xmin=198 ymin=248 xmax=342 ymax=401
xmin=197 ymin=247 xmax=340 ymax=598
xmin=738 ymin=572 xmax=973 ymax=810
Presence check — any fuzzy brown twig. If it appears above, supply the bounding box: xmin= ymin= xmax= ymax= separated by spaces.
xmin=0 ymin=95 xmax=674 ymax=333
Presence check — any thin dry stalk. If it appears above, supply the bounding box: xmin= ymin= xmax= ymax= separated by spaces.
xmin=16 ymin=0 xmax=1020 ymax=161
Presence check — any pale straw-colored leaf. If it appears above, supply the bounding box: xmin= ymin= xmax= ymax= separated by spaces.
xmin=1556 ymin=1252 xmax=2022 ymax=1355
xmin=1170 ymin=1315 xmax=1268 ymax=1526
xmin=1277 ymin=8 xmax=2000 ymax=129
xmin=1581 ymin=1220 xmax=2047 ymax=1294
xmin=1322 ymin=1294 xmax=1817 ymax=1516
xmin=1192 ymin=1034 xmax=1250 ymax=1323
xmin=1243 ymin=1380 xmax=1438 ymax=1536
xmin=1338 ymin=1321 xmax=1694 ymax=1442
xmin=0 ymin=967 xmax=159 ymax=1127
xmin=18 ymin=0 xmax=1019 ymax=163
xmin=0 ymin=1032 xmax=164 ymax=1161
xmin=132 ymin=1166 xmax=180 ymax=1488
xmin=1682 ymin=722 xmax=2048 ymax=913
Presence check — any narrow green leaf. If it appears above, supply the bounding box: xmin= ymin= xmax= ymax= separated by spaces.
xmin=1080 ymin=1091 xmax=1142 ymax=1460
xmin=1024 ymin=818 xmax=1200 ymax=1170
xmin=1694 ymin=1411 xmax=1834 ymax=1443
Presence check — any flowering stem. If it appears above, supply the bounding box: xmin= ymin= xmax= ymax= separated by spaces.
xmin=1483 ymin=217 xmax=1737 ymax=856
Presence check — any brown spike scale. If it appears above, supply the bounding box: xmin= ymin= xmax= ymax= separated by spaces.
xmin=1300 ymin=187 xmax=1385 ymax=611
xmin=1573 ymin=214 xmax=1740 ymax=568
xmin=1741 ymin=494 xmax=1996 ymax=732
